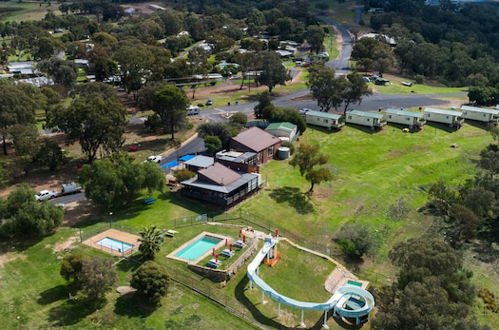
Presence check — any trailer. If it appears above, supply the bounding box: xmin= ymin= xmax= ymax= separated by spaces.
xmin=424 ymin=108 xmax=463 ymax=128
xmin=345 ymin=110 xmax=386 ymax=130
xmin=305 ymin=111 xmax=344 ymax=130
xmin=460 ymin=105 xmax=499 ymax=123
xmin=385 ymin=109 xmax=426 ymax=129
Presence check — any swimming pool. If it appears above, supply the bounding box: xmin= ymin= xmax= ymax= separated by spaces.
xmin=175 ymin=235 xmax=222 ymax=261
xmin=97 ymin=237 xmax=134 ymax=252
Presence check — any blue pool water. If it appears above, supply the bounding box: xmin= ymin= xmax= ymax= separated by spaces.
xmin=176 ymin=235 xmax=222 ymax=261
xmin=97 ymin=237 xmax=133 ymax=252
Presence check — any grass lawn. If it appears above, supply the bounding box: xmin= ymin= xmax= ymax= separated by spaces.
xmin=323 ymin=33 xmax=339 ymax=61
xmin=0 ymin=1 xmax=62 ymax=22
xmin=259 ymin=241 xmax=335 ymax=302
xmin=369 ymin=74 xmax=467 ymax=95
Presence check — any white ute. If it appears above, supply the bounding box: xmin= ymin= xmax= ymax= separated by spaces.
xmin=147 ymin=155 xmax=162 ymax=163
xmin=35 ymin=190 xmax=58 ymax=201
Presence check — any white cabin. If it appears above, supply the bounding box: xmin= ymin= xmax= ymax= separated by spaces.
xmin=385 ymin=109 xmax=426 ymax=129
xmin=305 ymin=111 xmax=344 ymax=130
xmin=345 ymin=110 xmax=386 ymax=130
xmin=460 ymin=105 xmax=499 ymax=123
xmin=424 ymin=108 xmax=463 ymax=128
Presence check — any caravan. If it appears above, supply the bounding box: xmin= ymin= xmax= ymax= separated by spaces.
xmin=187 ymin=105 xmax=199 ymax=116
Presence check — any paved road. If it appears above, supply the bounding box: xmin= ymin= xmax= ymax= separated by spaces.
xmin=159 ymin=136 xmax=206 ymax=173
xmin=50 ymin=192 xmax=86 ymax=205
xmin=318 ymin=15 xmax=353 ymax=75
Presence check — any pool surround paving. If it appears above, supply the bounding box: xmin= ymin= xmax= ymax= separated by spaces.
xmin=83 ymin=229 xmax=140 ymax=257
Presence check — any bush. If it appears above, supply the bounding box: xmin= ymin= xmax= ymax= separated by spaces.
xmin=229 ymin=112 xmax=248 ymax=127
xmin=33 ymin=138 xmax=66 ymax=171
xmin=80 ymin=257 xmax=116 ymax=301
xmin=388 ymin=197 xmax=409 ymax=221
xmin=335 ymin=222 xmax=378 ymax=260
xmin=60 ymin=252 xmax=84 ymax=290
xmin=204 ymin=135 xmax=222 ymax=156
xmin=478 ymin=288 xmax=499 ymax=313
xmin=131 ymin=261 xmax=169 ymax=306
xmin=173 ymin=169 xmax=195 ymax=183
xmin=414 ymin=75 xmax=425 ymax=84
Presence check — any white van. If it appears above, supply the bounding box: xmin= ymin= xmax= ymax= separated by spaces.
xmin=187 ymin=105 xmax=199 ymax=116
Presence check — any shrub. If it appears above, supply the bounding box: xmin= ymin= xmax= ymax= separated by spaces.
xmin=388 ymin=197 xmax=409 ymax=221
xmin=80 ymin=257 xmax=117 ymax=301
xmin=414 ymin=75 xmax=425 ymax=84
xmin=173 ymin=169 xmax=195 ymax=183
xmin=204 ymin=135 xmax=222 ymax=156
xmin=229 ymin=112 xmax=248 ymax=127
xmin=335 ymin=222 xmax=378 ymax=260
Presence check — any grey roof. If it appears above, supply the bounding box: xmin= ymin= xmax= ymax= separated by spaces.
xmin=461 ymin=105 xmax=499 ymax=115
xmin=182 ymin=172 xmax=258 ymax=193
xmin=424 ymin=107 xmax=462 ymax=117
xmin=306 ymin=111 xmax=342 ymax=120
xmin=385 ymin=109 xmax=424 ymax=118
xmin=347 ymin=110 xmax=384 ymax=119
xmin=215 ymin=150 xmax=257 ymax=163
xmin=184 ymin=155 xmax=214 ymax=168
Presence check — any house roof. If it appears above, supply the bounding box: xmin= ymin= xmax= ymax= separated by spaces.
xmin=461 ymin=105 xmax=499 ymax=115
xmin=184 ymin=155 xmax=214 ymax=168
xmin=215 ymin=150 xmax=257 ymax=163
xmin=232 ymin=127 xmax=280 ymax=152
xmin=265 ymin=122 xmax=297 ymax=132
xmin=197 ymin=163 xmax=241 ymax=186
xmin=182 ymin=172 xmax=258 ymax=194
xmin=347 ymin=110 xmax=384 ymax=119
xmin=385 ymin=109 xmax=424 ymax=118
xmin=306 ymin=111 xmax=342 ymax=120
xmin=424 ymin=107 xmax=462 ymax=117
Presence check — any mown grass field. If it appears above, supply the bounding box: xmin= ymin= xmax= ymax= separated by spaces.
xmin=0 ymin=1 xmax=62 ymax=22
xmin=369 ymin=74 xmax=467 ymax=95
xmin=0 ymin=123 xmax=496 ymax=328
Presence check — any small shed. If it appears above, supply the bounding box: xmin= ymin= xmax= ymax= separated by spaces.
xmin=184 ymin=155 xmax=214 ymax=173
xmin=460 ymin=105 xmax=499 ymax=123
xmin=424 ymin=108 xmax=463 ymax=128
xmin=305 ymin=111 xmax=344 ymax=130
xmin=265 ymin=122 xmax=298 ymax=142
xmin=385 ymin=109 xmax=426 ymax=129
xmin=345 ymin=110 xmax=386 ymax=130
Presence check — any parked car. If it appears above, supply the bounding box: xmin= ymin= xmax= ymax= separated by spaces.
xmin=147 ymin=155 xmax=162 ymax=163
xmin=35 ymin=190 xmax=58 ymax=201
xmin=299 ymin=108 xmax=312 ymax=115
xmin=197 ymin=103 xmax=205 ymax=107
xmin=61 ymin=182 xmax=82 ymax=195
xmin=187 ymin=105 xmax=199 ymax=116
xmin=206 ymin=99 xmax=213 ymax=106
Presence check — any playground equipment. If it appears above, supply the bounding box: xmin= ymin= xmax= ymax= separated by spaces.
xmin=247 ymin=234 xmax=375 ymax=328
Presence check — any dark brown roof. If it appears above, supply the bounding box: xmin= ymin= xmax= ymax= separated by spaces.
xmin=231 ymin=127 xmax=280 ymax=152
xmin=197 ymin=163 xmax=241 ymax=186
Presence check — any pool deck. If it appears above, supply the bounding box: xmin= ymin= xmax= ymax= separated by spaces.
xmin=167 ymin=231 xmax=232 ymax=264
xmin=83 ymin=229 xmax=141 ymax=257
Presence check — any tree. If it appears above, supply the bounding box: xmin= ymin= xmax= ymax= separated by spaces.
xmin=48 ymin=94 xmax=126 ymax=162
xmin=0 ymin=165 xmax=8 ymax=188
xmin=254 ymin=91 xmax=272 ymax=119
xmin=428 ymin=179 xmax=458 ymax=215
xmin=114 ymin=44 xmax=154 ymax=97
xmin=1 ymin=184 xmax=63 ymax=237
xmin=468 ymin=86 xmax=495 ymax=105
xmin=335 ymin=222 xmax=378 ymax=260
xmin=204 ymin=135 xmax=222 ymax=156
xmin=256 ymin=51 xmax=291 ymax=92
xmin=197 ymin=122 xmax=237 ymax=148
xmin=33 ymin=138 xmax=66 ymax=171
xmin=60 ymin=252 xmax=84 ymax=289
xmin=234 ymin=52 xmax=257 ymax=90
xmin=138 ymin=226 xmax=165 ymax=260
xmin=351 ymin=38 xmax=394 ymax=75
xmin=131 ymin=261 xmax=169 ymax=306
xmin=79 ymin=154 xmax=164 ymax=212
xmin=306 ymin=25 xmax=325 ymax=54
xmin=444 ymin=204 xmax=481 ymax=248
xmin=80 ymin=257 xmax=116 ymax=301
xmin=37 ymin=58 xmax=78 ymax=89
xmin=478 ymin=144 xmax=499 ymax=174
xmin=229 ymin=112 xmax=248 ymax=127
xmin=152 ymin=85 xmax=190 ymax=140
xmin=142 ymin=162 xmax=166 ymax=195
xmin=261 ymin=105 xmax=307 ymax=133
xmin=0 ymin=83 xmax=39 ymax=155
xmin=342 ymin=72 xmax=372 ymax=113
xmin=308 ymin=64 xmax=342 ymax=111
xmin=289 ymin=143 xmax=333 ymax=193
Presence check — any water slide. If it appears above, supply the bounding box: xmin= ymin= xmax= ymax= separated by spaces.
xmin=246 ymin=237 xmax=375 ymax=320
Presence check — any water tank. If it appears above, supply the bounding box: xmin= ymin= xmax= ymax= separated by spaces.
xmin=277 ymin=147 xmax=290 ymax=160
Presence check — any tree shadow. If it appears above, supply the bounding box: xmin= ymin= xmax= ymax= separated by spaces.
xmin=116 ymin=255 xmax=143 ymax=273
xmin=38 ymin=285 xmax=68 ymax=305
xmin=114 ymin=292 xmax=155 ymax=318
xmin=345 ymin=124 xmax=380 ymax=135
xmin=269 ymin=186 xmax=314 ymax=214
xmin=233 ymin=276 xmax=285 ymax=329
xmin=48 ymin=298 xmax=100 ymax=326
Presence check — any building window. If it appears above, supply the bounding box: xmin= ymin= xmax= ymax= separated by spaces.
xmin=268 ymin=146 xmax=273 ymax=157
xmin=407 ymin=117 xmax=410 ymax=121
xmin=324 ymin=119 xmax=328 ymax=123
xmin=348 ymin=116 xmax=352 ymax=119
xmin=367 ymin=118 xmax=370 ymax=122
xmin=388 ymin=115 xmax=392 ymax=118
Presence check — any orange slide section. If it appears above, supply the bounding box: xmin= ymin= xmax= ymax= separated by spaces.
xmin=263 ymin=251 xmax=281 ymax=267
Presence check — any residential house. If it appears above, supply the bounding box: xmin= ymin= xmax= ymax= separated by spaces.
xmin=215 ymin=150 xmax=259 ymax=173
xmin=230 ymin=127 xmax=281 ymax=164
xmin=181 ymin=163 xmax=261 ymax=207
